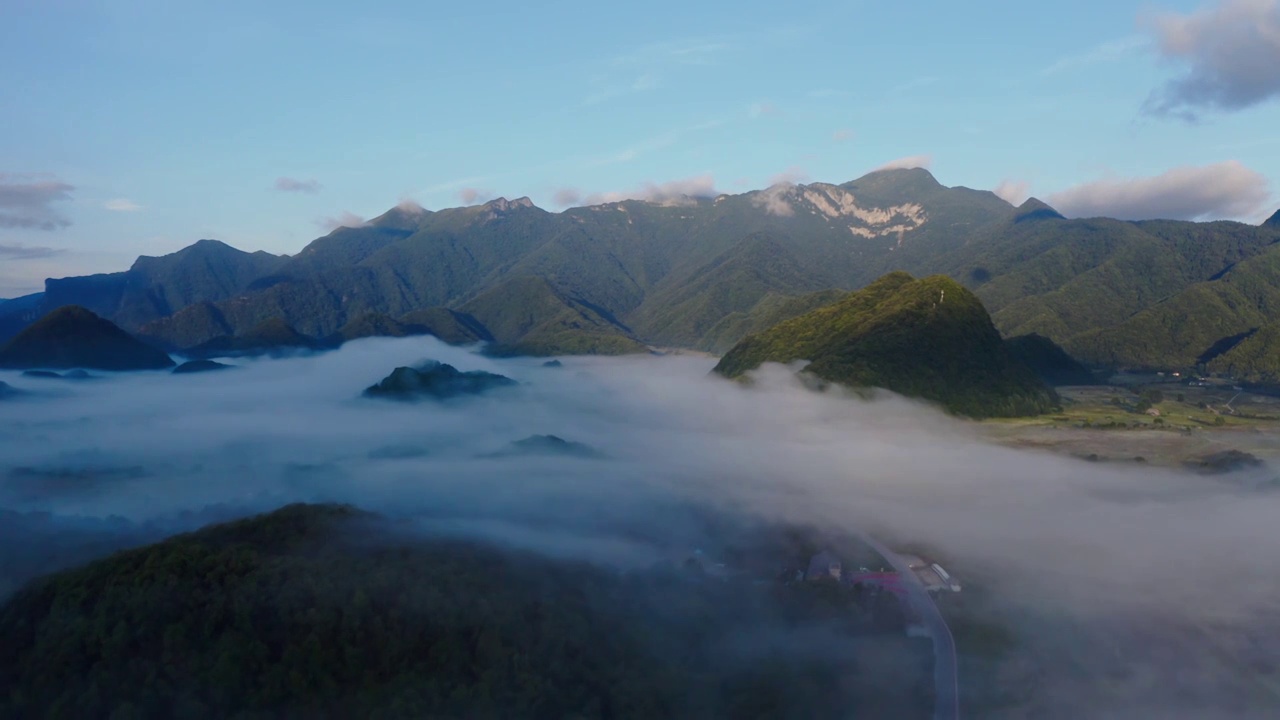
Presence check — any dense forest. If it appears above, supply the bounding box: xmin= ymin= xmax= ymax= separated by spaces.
xmin=0 ymin=504 xmax=932 ymax=719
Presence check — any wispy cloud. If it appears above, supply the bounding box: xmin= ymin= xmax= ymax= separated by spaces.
xmin=875 ymin=154 xmax=933 ymax=171
xmin=580 ymin=37 xmax=729 ymax=108
xmin=1142 ymin=0 xmax=1280 ymax=119
xmin=0 ymin=243 xmax=63 ymax=260
xmin=832 ymin=128 xmax=854 ymax=143
xmin=749 ymin=101 xmax=780 ymax=118
xmin=552 ymin=188 xmax=582 ymax=208
xmin=103 ymin=198 xmax=142 ymax=212
xmin=769 ymin=167 xmax=808 ymax=185
xmin=0 ymin=173 xmax=74 ymax=230
xmin=890 ymin=76 xmax=938 ymax=95
xmin=317 ymin=211 xmax=367 ymax=231
xmin=584 ymin=119 xmax=726 ymax=168
xmin=582 ymin=174 xmax=720 ymax=206
xmin=582 ymin=74 xmax=660 ymax=106
xmin=1042 ymin=36 xmax=1146 ymax=75
xmin=275 ymin=177 xmax=322 ymax=194
xmin=457 ymin=188 xmax=493 ymax=205
xmin=993 ymin=179 xmax=1031 ymax=205
xmin=1047 ymin=161 xmax=1271 ymax=221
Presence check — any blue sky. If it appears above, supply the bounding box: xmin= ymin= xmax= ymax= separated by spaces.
xmin=2 ymin=0 xmax=1279 ymax=296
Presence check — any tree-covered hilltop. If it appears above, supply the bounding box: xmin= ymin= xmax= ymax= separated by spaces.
xmin=714 ymin=273 xmax=1059 ymax=418
xmin=0 ymin=503 xmax=931 ymax=720
xmin=0 ymin=305 xmax=174 ymax=371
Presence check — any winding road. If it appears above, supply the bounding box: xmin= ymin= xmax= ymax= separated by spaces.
xmin=859 ymin=534 xmax=960 ymax=720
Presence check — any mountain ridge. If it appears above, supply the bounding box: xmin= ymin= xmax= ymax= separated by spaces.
xmin=24 ymin=169 xmax=1280 ymax=371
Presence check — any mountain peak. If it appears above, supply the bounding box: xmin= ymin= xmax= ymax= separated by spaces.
xmin=484 ymin=196 xmax=536 ymax=212
xmin=1014 ymin=197 xmax=1065 ymax=223
xmin=1265 ymin=209 xmax=1280 ymax=227
xmin=0 ymin=305 xmax=174 ymax=370
xmin=841 ymin=166 xmax=944 ymax=199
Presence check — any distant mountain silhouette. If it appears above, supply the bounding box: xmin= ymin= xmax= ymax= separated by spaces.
xmin=0 ymin=306 xmax=174 ymax=371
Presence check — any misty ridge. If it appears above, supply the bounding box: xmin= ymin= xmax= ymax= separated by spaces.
xmin=4 ymin=336 xmax=1280 ymax=716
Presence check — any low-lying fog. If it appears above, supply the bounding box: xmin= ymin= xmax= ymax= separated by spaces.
xmin=3 ymin=336 xmax=1279 ymax=718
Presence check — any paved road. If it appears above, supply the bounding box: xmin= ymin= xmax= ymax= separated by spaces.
xmin=859 ymin=533 xmax=960 ymax=720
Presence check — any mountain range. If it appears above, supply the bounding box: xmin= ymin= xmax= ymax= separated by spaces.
xmin=3 ymin=168 xmax=1278 ymax=374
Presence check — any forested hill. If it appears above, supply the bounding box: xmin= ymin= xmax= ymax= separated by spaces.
xmin=0 ymin=503 xmax=929 ymax=719
xmin=20 ymin=169 xmax=1280 ymax=370
xmin=714 ymin=273 xmax=1060 ymax=418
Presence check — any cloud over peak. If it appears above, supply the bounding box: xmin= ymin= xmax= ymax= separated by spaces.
xmin=582 ymin=175 xmax=720 ymax=206
xmin=0 ymin=174 xmax=74 ymax=230
xmin=875 ymin=155 xmax=933 ymax=172
xmin=275 ymin=177 xmax=322 ymax=194
xmin=993 ymin=180 xmax=1031 ymax=206
xmin=1047 ymin=161 xmax=1271 ymax=221
xmin=552 ymin=188 xmax=582 ymax=208
xmin=457 ymin=188 xmax=493 ymax=206
xmin=1143 ymin=0 xmax=1280 ymax=118
xmin=318 ymin=211 xmax=367 ymax=231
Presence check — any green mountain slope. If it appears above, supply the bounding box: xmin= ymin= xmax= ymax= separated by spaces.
xmin=0 ymin=306 xmax=174 ymax=370
xmin=1005 ymin=334 xmax=1096 ymax=386
xmin=459 ymin=276 xmax=647 ymax=356
xmin=631 ymin=232 xmax=832 ymax=349
xmin=1066 ymin=242 xmax=1280 ymax=368
xmin=396 ymin=308 xmax=492 ymax=344
xmin=137 ymin=301 xmax=234 ymax=350
xmin=714 ymin=273 xmax=1058 ymax=418
xmin=43 ymin=240 xmax=285 ymax=329
xmin=185 ymin=317 xmax=322 ymax=358
xmin=1207 ymin=324 xmax=1280 ymax=384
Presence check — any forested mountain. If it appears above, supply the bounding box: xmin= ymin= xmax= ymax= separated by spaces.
xmin=713 ymin=273 xmax=1058 ymax=418
xmin=0 ymin=503 xmax=929 ymax=719
xmin=43 ymin=240 xmax=286 ymax=329
xmin=20 ymin=169 xmax=1280 ymax=370
xmin=0 ymin=306 xmax=174 ymax=371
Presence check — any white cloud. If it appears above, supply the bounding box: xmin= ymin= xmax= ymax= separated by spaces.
xmin=583 ymin=175 xmax=719 ymax=206
xmin=749 ymin=101 xmax=780 ymax=118
xmin=0 ymin=173 xmax=73 ymax=230
xmin=1042 ymin=36 xmax=1146 ymax=75
xmin=103 ymin=198 xmax=142 ymax=212
xmin=769 ymin=167 xmax=808 ymax=186
xmin=553 ymin=188 xmax=582 ymax=208
xmin=1047 ymin=161 xmax=1271 ymax=221
xmin=993 ymin=179 xmax=1031 ymax=206
xmin=751 ymin=185 xmax=794 ymax=217
xmin=832 ymin=128 xmax=854 ymax=143
xmin=318 ymin=211 xmax=367 ymax=231
xmin=875 ymin=155 xmax=933 ymax=172
xmin=395 ymin=198 xmax=426 ymax=214
xmin=1143 ymin=0 xmax=1280 ymax=117
xmin=275 ymin=177 xmax=322 ymax=194
xmin=0 ymin=243 xmax=62 ymax=260
xmin=586 ymin=119 xmax=726 ymax=168
xmin=457 ymin=188 xmax=493 ymax=206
